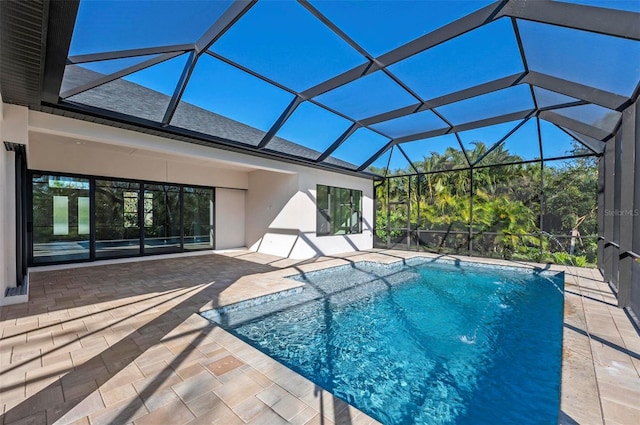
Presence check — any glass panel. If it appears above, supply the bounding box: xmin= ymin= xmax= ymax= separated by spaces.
xmin=367 ymin=149 xmax=392 ymax=176
xmin=316 ymin=185 xmax=362 ymax=235
xmin=518 ymin=20 xmax=640 ymax=96
xmin=61 ymin=55 xmax=161 ymax=96
xmin=211 ymin=1 xmax=364 ymax=91
xmin=53 ymin=196 xmax=69 ymax=235
xmin=389 ymin=18 xmax=524 ymax=100
xmin=560 ymin=126 xmax=606 ymax=154
xmin=95 ymin=180 xmax=142 ymax=259
xmin=67 ymin=54 xmax=189 ymax=122
xmin=314 ymin=71 xmax=417 ymax=120
xmin=386 ymin=146 xmax=415 ymax=176
xmin=371 ymin=110 xmax=449 ymax=138
xmin=144 ymin=184 xmax=181 ymax=254
xmin=171 ymin=55 xmax=294 ymax=145
xmin=542 ymin=156 xmax=599 ymax=267
xmin=533 ymin=87 xmax=580 ymax=108
xmin=327 ymin=128 xmax=390 ymax=169
xmin=400 ymin=134 xmax=468 ymax=172
xmin=457 ymin=120 xmax=523 ymax=164
xmin=70 ymin=1 xmax=233 ymax=55
xmin=272 ymin=102 xmax=353 ymax=160
xmin=477 ymin=119 xmax=541 ymax=166
xmin=32 ymin=174 xmax=90 ymax=264
xmin=539 ymin=120 xmax=593 ymax=159
xmin=78 ymin=197 xmax=90 ymax=235
xmin=184 ymin=187 xmax=214 ymax=250
xmin=316 ymin=185 xmax=330 ymax=236
xmin=374 ymin=180 xmax=388 ymax=247
xmin=331 ymin=188 xmax=353 ymax=235
xmin=310 ymin=0 xmax=493 ymax=57
xmin=435 ymin=85 xmax=534 ymax=125
xmin=551 ymin=104 xmax=621 ymax=134
xmin=553 ymin=0 xmax=640 ymax=13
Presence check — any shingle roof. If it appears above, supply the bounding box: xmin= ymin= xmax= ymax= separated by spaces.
xmin=63 ymin=66 xmax=356 ymax=169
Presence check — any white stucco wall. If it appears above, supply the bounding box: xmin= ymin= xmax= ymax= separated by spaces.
xmin=246 ymin=170 xmax=300 ymax=257
xmin=215 ymin=188 xmax=246 ymax=250
xmin=0 ymin=108 xmax=375 ymax=304
xmin=28 ymin=133 xmax=249 ymax=189
xmin=294 ymin=167 xmax=374 ymax=258
xmin=1 ymin=105 xmax=29 ymax=305
xmin=245 ymin=167 xmax=374 ymax=259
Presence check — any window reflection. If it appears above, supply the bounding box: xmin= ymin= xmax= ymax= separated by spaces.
xmin=32 ymin=174 xmax=90 ymax=264
xmin=184 ymin=187 xmax=215 ymax=250
xmin=31 ymin=174 xmax=217 ymax=265
xmin=316 ymin=185 xmax=362 ymax=236
xmin=95 ymin=180 xmax=141 ymax=259
xmin=143 ymin=184 xmax=181 ymax=254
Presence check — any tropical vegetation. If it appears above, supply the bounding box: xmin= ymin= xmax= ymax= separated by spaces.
xmin=372 ymin=142 xmax=599 ymax=267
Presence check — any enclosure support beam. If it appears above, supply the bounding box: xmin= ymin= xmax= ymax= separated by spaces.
xmin=597 ymin=157 xmax=605 ymax=273
xmin=469 ymin=169 xmax=474 ymax=256
xmin=536 ymin=117 xmax=545 ymax=263
xmin=612 ymin=123 xmax=623 ymax=292
xmin=602 ymin=130 xmax=617 ymax=285
xmin=524 ymin=72 xmax=628 ymax=112
xmin=500 ymin=0 xmax=640 ymax=41
xmin=617 ymin=102 xmax=638 ymax=308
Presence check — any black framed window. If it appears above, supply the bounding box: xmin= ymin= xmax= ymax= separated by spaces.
xmin=95 ymin=179 xmax=141 ymax=259
xmin=29 ymin=171 xmax=216 ymax=265
xmin=31 ymin=174 xmax=91 ymax=264
xmin=183 ymin=187 xmax=215 ymax=250
xmin=143 ymin=183 xmax=181 ymax=255
xmin=317 ymin=184 xmax=362 ymax=236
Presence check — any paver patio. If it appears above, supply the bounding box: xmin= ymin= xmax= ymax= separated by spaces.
xmin=1 ymin=250 xmax=638 ymax=425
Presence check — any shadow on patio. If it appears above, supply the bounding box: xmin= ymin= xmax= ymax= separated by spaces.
xmin=0 ymin=252 xmax=364 ymax=425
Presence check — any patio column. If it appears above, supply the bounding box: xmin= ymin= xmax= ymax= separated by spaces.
xmin=602 ymin=118 xmax=616 ymax=285
xmin=597 ymin=156 xmax=605 ymax=272
xmin=617 ymin=101 xmax=639 ymax=309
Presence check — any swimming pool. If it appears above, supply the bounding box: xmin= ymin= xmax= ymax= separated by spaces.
xmin=202 ymin=258 xmax=564 ymax=425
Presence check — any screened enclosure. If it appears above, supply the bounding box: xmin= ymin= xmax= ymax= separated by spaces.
xmin=373 ymin=134 xmax=599 ymax=267
xmin=1 ymin=1 xmax=638 ymax=322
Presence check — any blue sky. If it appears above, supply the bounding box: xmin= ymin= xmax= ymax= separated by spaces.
xmin=67 ymin=0 xmax=634 ymax=170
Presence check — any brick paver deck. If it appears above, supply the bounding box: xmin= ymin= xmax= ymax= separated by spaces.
xmin=0 ymin=250 xmax=638 ymax=425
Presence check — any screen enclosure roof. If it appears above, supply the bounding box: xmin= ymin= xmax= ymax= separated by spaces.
xmin=3 ymin=0 xmax=639 ymax=178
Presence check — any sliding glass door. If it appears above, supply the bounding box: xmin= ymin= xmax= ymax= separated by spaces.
xmin=31 ymin=174 xmax=90 ymax=264
xmin=184 ymin=187 xmax=214 ymax=250
xmin=143 ymin=184 xmax=181 ymax=255
xmin=95 ymin=180 xmax=141 ymax=259
xmin=30 ymin=173 xmax=216 ymax=265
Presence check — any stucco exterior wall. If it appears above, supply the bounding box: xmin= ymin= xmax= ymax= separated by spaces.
xmin=245 ymin=167 xmax=374 ymax=259
xmin=1 ymin=105 xmax=29 ymax=305
xmin=215 ymin=188 xmax=246 ymax=250
xmin=0 ymin=107 xmax=374 ymax=303
xmin=246 ymin=170 xmax=300 ymax=258
xmin=28 ymin=134 xmax=249 ymax=189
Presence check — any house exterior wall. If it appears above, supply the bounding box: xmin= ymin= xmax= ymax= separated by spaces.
xmin=245 ymin=166 xmax=374 ymax=259
xmin=0 ymin=107 xmax=374 ymax=303
xmin=215 ymin=188 xmax=246 ymax=250
xmin=246 ymin=170 xmax=300 ymax=258
xmin=293 ymin=167 xmax=374 ymax=259
xmin=1 ymin=105 xmax=29 ymax=305
xmin=28 ymin=135 xmax=249 ymax=189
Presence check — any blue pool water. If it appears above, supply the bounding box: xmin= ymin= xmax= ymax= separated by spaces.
xmin=202 ymin=258 xmax=564 ymax=425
